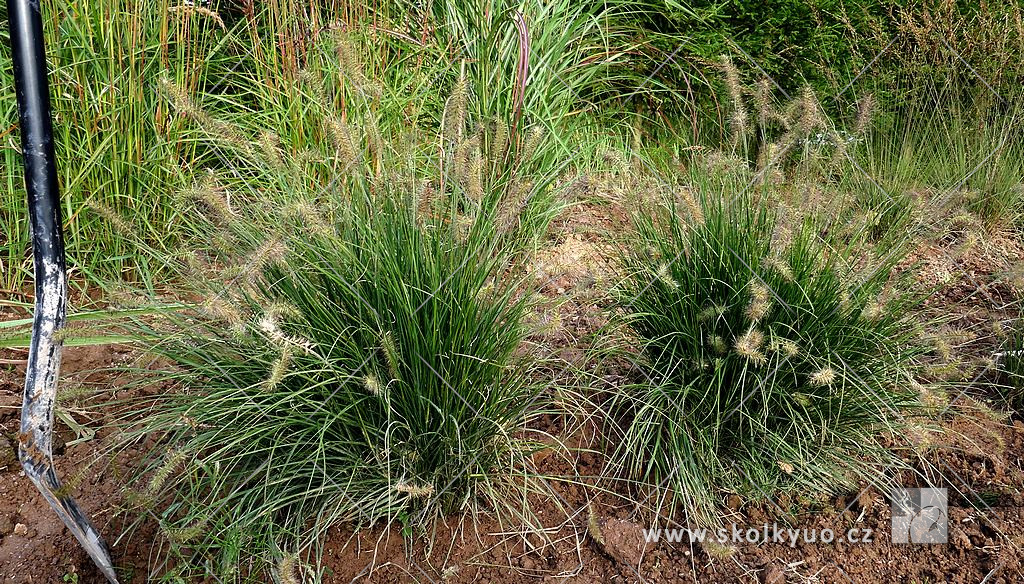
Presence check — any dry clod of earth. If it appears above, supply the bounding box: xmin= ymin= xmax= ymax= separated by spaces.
xmin=592 ymin=517 xmax=648 ymax=566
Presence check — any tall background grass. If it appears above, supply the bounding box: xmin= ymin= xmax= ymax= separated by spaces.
xmin=2 ymin=0 xmax=1022 ymax=293
xmin=0 ymin=0 xmax=226 ymax=290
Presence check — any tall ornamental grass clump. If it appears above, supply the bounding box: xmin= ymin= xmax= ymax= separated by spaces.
xmin=119 ymin=78 xmax=557 ymax=579
xmin=609 ymin=182 xmax=926 ymax=524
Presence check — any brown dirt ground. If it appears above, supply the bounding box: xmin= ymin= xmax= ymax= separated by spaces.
xmin=1 ymin=193 xmax=1023 ymax=583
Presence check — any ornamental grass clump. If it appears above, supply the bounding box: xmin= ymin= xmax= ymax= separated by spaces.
xmin=609 ymin=185 xmax=926 ymax=525
xmin=120 ymin=75 xmax=557 ymax=578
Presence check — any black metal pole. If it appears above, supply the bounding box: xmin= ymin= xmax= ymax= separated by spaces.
xmin=7 ymin=0 xmax=119 ymax=581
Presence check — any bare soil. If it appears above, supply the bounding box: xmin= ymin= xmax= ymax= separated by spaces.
xmin=1 ymin=196 xmax=1023 ymax=583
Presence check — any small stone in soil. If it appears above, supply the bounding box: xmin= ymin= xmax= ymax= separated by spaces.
xmin=595 ymin=518 xmax=647 ymax=566
xmin=14 ymin=522 xmax=28 ymax=536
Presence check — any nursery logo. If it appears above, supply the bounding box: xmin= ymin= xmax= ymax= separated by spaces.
xmin=890 ymin=488 xmax=947 ymax=544
xmin=641 ymin=524 xmax=876 ymax=547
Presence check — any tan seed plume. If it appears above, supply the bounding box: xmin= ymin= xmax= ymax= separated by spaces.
xmin=809 ymin=366 xmax=836 ymax=387
xmin=395 ymin=481 xmax=435 ymax=498
xmin=734 ymin=328 xmax=767 ymax=365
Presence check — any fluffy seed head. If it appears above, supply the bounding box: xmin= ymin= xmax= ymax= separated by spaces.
xmin=164 ymin=517 xmax=209 ymax=545
xmin=655 ymin=263 xmax=679 ymax=290
xmin=158 ymin=76 xmax=198 ymax=118
xmin=454 ymin=133 xmax=480 ymax=181
xmin=838 ymin=289 xmax=852 ymax=313
xmin=395 ymin=482 xmax=435 ymax=498
xmin=335 ymin=33 xmax=366 ymax=88
xmin=749 ymin=281 xmax=770 ymax=303
xmin=189 ymin=170 xmax=234 ymax=222
xmin=299 ymin=67 xmax=329 ymax=107
xmin=167 ymin=5 xmax=226 ymax=30
xmin=86 ymin=200 xmax=132 ymax=235
xmin=284 ymin=201 xmax=331 ymax=237
xmin=455 ymin=213 xmax=474 ymax=242
xmin=266 ymin=347 xmax=292 ymax=390
xmin=734 ymin=328 xmax=767 ymax=365
xmin=467 ymin=147 xmax=484 ymax=202
xmin=521 ymin=126 xmax=544 ymax=162
xmin=265 ymin=301 xmax=302 ymax=322
xmin=238 ymin=236 xmax=288 ymax=282
xmin=854 ymin=94 xmax=876 ymax=135
xmin=676 ymin=187 xmax=704 ymax=224
xmin=56 ymin=382 xmax=94 ymax=406
xmin=381 ymin=331 xmax=401 ymax=382
xmin=764 ymin=256 xmax=794 ymax=282
xmin=914 ymin=381 xmax=947 ymax=411
xmin=796 ymin=86 xmax=825 ymax=136
xmin=200 ymin=297 xmax=246 ymax=336
xmin=325 ymin=116 xmax=358 ymax=172
xmin=53 ymin=322 xmax=98 ymax=343
xmin=809 ymin=366 xmax=836 ymax=387
xmin=601 ymin=148 xmax=627 ymax=170
xmin=258 ymin=309 xmax=315 ymax=354
xmin=744 ymin=281 xmax=772 ymax=322
xmin=861 ymin=299 xmax=885 ymax=321
xmin=256 ymin=237 xmax=289 ymax=268
xmin=744 ymin=299 xmax=771 ymax=323
xmin=259 ymin=130 xmax=286 ymax=171
xmin=443 ymin=76 xmax=468 ymax=144
xmin=586 ymin=501 xmax=605 ymax=545
xmin=278 ymin=553 xmax=300 ymax=584
xmin=775 ymin=338 xmax=799 ymax=358
xmin=771 ymin=223 xmax=794 ymax=253
xmin=158 ymin=77 xmax=247 ymax=149
xmin=933 ymin=335 xmax=953 ymax=361
xmin=496 ymin=180 xmax=529 ymax=235
xmin=147 ymin=448 xmax=188 ymax=496
xmin=363 ymin=374 xmax=381 ymax=396
xmin=709 ymin=334 xmax=728 ymax=354
xmin=492 ymin=118 xmax=509 ymax=161
xmin=698 ymin=304 xmax=726 ymax=322
xmin=720 ymin=55 xmax=748 ymax=140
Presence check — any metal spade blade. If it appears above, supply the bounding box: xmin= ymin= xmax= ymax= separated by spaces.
xmin=8 ymin=0 xmax=119 ymax=580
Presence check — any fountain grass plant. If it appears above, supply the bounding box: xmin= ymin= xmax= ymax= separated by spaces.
xmin=606 ymin=170 xmax=928 ymax=525
xmin=115 ymin=73 xmax=561 ymax=580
